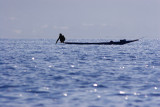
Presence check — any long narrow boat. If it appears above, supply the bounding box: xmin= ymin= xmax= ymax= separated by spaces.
xmin=64 ymin=39 xmax=139 ymax=45
xmin=56 ymin=34 xmax=139 ymax=45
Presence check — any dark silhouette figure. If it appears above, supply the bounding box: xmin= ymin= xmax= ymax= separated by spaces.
xmin=56 ymin=33 xmax=65 ymax=44
xmin=120 ymin=39 xmax=126 ymax=44
xmin=109 ymin=40 xmax=114 ymax=44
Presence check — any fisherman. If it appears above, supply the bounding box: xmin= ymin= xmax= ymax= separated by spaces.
xmin=56 ymin=33 xmax=65 ymax=44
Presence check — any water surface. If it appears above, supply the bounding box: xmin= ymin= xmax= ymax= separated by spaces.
xmin=0 ymin=39 xmax=160 ymax=107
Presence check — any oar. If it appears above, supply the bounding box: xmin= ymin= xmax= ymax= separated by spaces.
xmin=55 ymin=37 xmax=60 ymax=44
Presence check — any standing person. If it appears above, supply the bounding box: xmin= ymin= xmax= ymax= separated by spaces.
xmin=56 ymin=33 xmax=65 ymax=44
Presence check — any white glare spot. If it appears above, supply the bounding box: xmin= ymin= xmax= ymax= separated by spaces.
xmin=63 ymin=93 xmax=67 ymax=96
xmin=71 ymin=65 xmax=75 ymax=68
xmin=120 ymin=66 xmax=125 ymax=69
xmin=134 ymin=92 xmax=140 ymax=96
xmin=93 ymin=84 xmax=98 ymax=87
xmin=48 ymin=65 xmax=52 ymax=68
xmin=145 ymin=65 xmax=149 ymax=67
xmin=32 ymin=57 xmax=35 ymax=60
xmin=97 ymin=95 xmax=101 ymax=98
xmin=154 ymin=87 xmax=158 ymax=90
xmin=125 ymin=96 xmax=128 ymax=100
xmin=119 ymin=91 xmax=125 ymax=94
xmin=43 ymin=87 xmax=49 ymax=91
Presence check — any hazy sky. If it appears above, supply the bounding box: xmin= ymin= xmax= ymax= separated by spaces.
xmin=0 ymin=0 xmax=160 ymax=39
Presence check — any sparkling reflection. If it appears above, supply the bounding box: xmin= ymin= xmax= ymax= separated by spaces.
xmin=32 ymin=57 xmax=35 ymax=60
xmin=119 ymin=91 xmax=125 ymax=94
xmin=63 ymin=93 xmax=68 ymax=97
xmin=93 ymin=84 xmax=98 ymax=87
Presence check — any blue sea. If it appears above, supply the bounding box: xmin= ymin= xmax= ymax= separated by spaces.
xmin=0 ymin=39 xmax=160 ymax=107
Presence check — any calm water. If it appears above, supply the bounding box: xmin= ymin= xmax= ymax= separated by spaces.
xmin=0 ymin=39 xmax=160 ymax=107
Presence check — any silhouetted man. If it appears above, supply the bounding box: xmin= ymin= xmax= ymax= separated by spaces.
xmin=56 ymin=33 xmax=65 ymax=44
